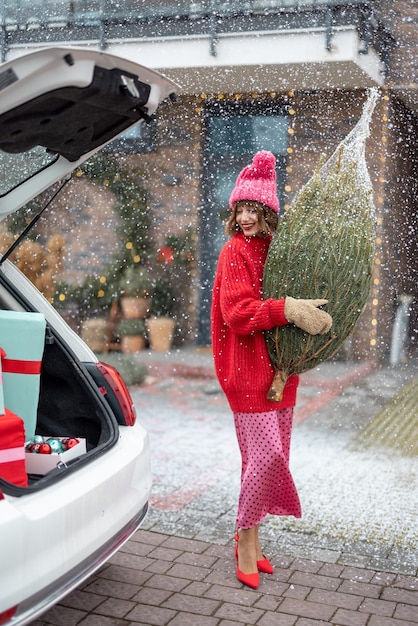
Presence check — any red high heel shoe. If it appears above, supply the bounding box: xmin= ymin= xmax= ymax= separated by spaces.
xmin=234 ymin=532 xmax=274 ymax=575
xmin=234 ymin=533 xmax=260 ymax=589
xmin=256 ymin=556 xmax=274 ymax=575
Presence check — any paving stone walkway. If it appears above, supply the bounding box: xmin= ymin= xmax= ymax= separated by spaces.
xmin=32 ymin=529 xmax=418 ymax=626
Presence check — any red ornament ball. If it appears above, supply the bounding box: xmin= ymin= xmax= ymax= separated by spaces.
xmin=63 ymin=438 xmax=79 ymax=450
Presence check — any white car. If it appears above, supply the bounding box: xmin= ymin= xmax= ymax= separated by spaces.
xmin=0 ymin=47 xmax=177 ymax=625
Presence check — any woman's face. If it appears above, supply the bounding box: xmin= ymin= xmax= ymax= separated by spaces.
xmin=235 ymin=203 xmax=261 ymax=237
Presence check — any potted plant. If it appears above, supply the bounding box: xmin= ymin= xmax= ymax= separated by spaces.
xmin=146 ymin=278 xmax=176 ymax=352
xmin=117 ymin=318 xmax=146 ymax=353
xmin=54 ymin=275 xmax=113 ymax=352
xmin=119 ymin=266 xmax=152 ymax=319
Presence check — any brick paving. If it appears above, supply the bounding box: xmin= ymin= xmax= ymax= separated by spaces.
xmin=32 ymin=529 xmax=418 ymax=625
xmin=32 ymin=350 xmax=418 ymax=626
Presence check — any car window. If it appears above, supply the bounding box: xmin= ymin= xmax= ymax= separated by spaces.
xmin=0 ymin=146 xmax=58 ymax=197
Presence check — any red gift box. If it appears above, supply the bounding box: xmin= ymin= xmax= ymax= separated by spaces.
xmin=0 ymin=408 xmax=28 ymax=487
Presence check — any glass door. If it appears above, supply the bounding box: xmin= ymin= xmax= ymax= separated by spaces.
xmin=198 ymin=101 xmax=289 ymax=345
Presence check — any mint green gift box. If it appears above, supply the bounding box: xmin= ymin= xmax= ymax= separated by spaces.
xmin=0 ymin=311 xmax=46 ymax=440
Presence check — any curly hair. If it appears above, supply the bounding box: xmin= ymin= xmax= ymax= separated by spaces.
xmin=225 ymin=201 xmax=279 ymax=238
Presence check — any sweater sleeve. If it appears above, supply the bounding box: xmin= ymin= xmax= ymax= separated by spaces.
xmin=218 ymin=240 xmax=288 ymax=335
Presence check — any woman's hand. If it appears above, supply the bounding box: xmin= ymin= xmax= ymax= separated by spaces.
xmin=284 ymin=297 xmax=333 ymax=335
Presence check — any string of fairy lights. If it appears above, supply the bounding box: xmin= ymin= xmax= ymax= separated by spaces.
xmin=284 ymin=89 xmax=296 ymax=212
xmin=370 ymin=88 xmax=390 ymax=350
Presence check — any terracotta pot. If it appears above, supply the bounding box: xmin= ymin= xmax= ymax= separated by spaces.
xmin=121 ymin=335 xmax=146 ymax=353
xmin=120 ymin=296 xmax=151 ymax=319
xmin=146 ymin=317 xmax=176 ymax=352
xmin=81 ymin=318 xmax=108 ymax=353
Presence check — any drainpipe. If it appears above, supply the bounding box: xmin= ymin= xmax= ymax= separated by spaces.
xmin=390 ymin=294 xmax=413 ymax=365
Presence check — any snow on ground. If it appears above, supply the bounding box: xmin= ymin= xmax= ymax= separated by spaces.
xmin=278 ymin=424 xmax=418 ymax=551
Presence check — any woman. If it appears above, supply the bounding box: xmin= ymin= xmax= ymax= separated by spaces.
xmin=211 ymin=150 xmax=332 ymax=589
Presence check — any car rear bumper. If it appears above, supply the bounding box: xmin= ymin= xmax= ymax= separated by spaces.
xmin=8 ymin=502 xmax=149 ymax=626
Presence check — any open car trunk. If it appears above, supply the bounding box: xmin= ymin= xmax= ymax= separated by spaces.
xmin=0 ymin=262 xmax=121 ymax=495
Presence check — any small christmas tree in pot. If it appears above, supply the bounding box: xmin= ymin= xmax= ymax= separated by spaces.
xmin=117 ymin=318 xmax=146 ymax=353
xmin=119 ymin=266 xmax=152 ymax=319
xmin=146 ymin=278 xmax=176 ymax=352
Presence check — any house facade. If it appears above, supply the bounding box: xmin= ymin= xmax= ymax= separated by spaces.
xmin=1 ymin=1 xmax=417 ymax=360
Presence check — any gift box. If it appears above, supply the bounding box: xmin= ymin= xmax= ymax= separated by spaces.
xmin=0 ymin=408 xmax=28 ymax=487
xmin=25 ymin=437 xmax=86 ymax=476
xmin=0 ymin=348 xmax=5 ymax=415
xmin=0 ymin=311 xmax=46 ymax=440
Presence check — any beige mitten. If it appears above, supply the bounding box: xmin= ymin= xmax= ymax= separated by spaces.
xmin=284 ymin=297 xmax=333 ymax=335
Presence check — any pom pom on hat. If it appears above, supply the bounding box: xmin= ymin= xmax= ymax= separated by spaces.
xmin=229 ymin=150 xmax=279 ymax=213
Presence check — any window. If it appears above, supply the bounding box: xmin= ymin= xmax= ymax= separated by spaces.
xmin=197 ymin=99 xmax=289 ymax=345
xmin=208 ymin=114 xmax=288 ymax=155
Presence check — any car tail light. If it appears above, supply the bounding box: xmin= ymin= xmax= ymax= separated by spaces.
xmin=95 ymin=362 xmax=136 ymax=426
xmin=0 ymin=607 xmax=17 ymax=624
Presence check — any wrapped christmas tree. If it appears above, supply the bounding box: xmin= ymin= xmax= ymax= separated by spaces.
xmin=263 ymin=89 xmax=379 ymax=401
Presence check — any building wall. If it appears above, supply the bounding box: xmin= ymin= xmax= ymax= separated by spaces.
xmin=45 ymin=180 xmax=120 ymax=285
xmin=377 ymin=0 xmax=418 ymax=88
xmin=136 ymin=98 xmax=202 ymax=342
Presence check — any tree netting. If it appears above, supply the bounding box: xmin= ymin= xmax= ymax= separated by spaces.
xmin=263 ymin=88 xmax=379 ymax=401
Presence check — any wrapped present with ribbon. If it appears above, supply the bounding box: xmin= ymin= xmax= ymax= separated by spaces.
xmin=0 ymin=311 xmax=46 ymax=440
xmin=0 ymin=346 xmax=28 ymax=487
xmin=0 ymin=407 xmax=28 ymax=487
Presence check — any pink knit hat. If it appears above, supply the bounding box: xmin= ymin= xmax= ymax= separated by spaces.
xmin=229 ymin=150 xmax=279 ymax=213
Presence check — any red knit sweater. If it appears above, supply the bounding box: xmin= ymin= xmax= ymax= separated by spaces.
xmin=211 ymin=232 xmax=299 ymax=413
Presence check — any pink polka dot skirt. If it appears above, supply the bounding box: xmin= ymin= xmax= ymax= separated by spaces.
xmin=233 ymin=408 xmax=302 ymax=529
